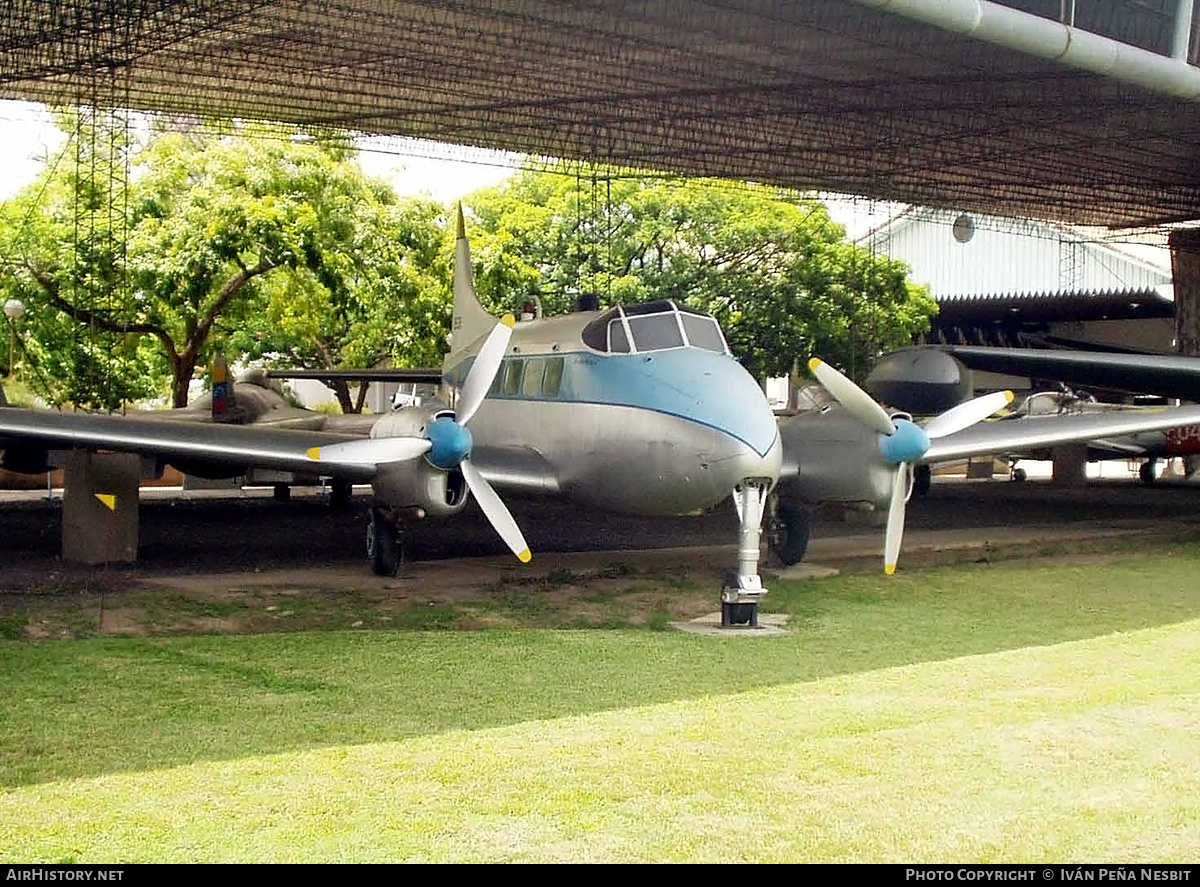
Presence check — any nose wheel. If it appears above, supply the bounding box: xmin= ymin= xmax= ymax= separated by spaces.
xmin=722 ymin=481 xmax=771 ymax=627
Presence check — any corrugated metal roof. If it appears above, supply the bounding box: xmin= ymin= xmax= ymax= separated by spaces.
xmin=859 ymin=207 xmax=1172 ymax=300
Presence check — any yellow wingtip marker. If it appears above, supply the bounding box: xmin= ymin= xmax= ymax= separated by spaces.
xmin=306 ymin=447 xmax=321 ymax=461
xmin=807 ymin=357 xmax=822 ymax=372
xmin=500 ymin=313 xmax=516 ymax=328
xmin=518 ymin=548 xmax=532 ymax=564
xmin=885 ymin=563 xmax=896 ymax=576
xmin=95 ymin=493 xmax=116 ymax=511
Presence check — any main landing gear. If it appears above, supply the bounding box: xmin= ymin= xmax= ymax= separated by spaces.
xmin=765 ymin=493 xmax=811 ymax=567
xmin=367 ymin=504 xmax=403 ymax=577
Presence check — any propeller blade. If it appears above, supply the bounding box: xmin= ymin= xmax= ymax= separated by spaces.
xmin=808 ymin=358 xmax=895 ymax=436
xmin=461 ymin=458 xmax=531 ymax=563
xmin=923 ymin=390 xmax=1014 ymax=439
xmin=307 ymin=437 xmax=431 ymax=466
xmin=883 ymin=466 xmax=909 ymax=575
xmin=455 ymin=319 xmax=515 ymax=427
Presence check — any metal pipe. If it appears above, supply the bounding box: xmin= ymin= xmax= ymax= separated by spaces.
xmin=856 ymin=0 xmax=1200 ymax=99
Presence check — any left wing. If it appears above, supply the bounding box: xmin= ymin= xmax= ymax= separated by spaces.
xmin=923 ymin=404 xmax=1200 ymax=464
xmin=0 ymin=407 xmax=378 ymax=481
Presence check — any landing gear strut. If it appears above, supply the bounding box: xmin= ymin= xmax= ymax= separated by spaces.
xmin=367 ymin=504 xmax=403 ymax=576
xmin=722 ymin=481 xmax=771 ymax=627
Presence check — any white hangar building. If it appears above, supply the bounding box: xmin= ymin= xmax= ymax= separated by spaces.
xmin=856 ymin=206 xmax=1176 ymax=356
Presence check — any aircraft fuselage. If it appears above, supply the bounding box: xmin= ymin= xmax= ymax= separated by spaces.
xmin=442 ymin=303 xmax=781 ymax=517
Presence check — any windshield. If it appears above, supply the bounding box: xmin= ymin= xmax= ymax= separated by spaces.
xmin=581 ymin=300 xmax=728 ymax=355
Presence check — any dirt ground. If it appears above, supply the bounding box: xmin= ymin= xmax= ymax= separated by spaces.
xmin=3 ymin=477 xmax=1199 ymax=639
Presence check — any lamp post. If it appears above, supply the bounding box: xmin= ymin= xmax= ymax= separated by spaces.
xmin=4 ymin=298 xmax=25 ymax=378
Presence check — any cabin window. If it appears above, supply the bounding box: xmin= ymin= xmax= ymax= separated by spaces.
xmin=522 ymin=357 xmax=545 ymax=397
xmin=502 ymin=359 xmax=524 ymax=396
xmin=542 ymin=357 xmax=564 ymax=396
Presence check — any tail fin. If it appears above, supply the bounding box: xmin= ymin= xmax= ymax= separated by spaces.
xmin=448 ymin=204 xmax=500 ymax=366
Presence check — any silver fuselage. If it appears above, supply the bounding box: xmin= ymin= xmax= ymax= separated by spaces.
xmin=444 ymin=312 xmax=782 ymax=516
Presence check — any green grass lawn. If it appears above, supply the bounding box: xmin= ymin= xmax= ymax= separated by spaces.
xmin=3 ymin=544 xmax=1200 ymax=862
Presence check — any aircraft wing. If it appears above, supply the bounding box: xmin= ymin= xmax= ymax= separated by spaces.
xmin=938 ymin=346 xmax=1200 ymax=401
xmin=923 ymin=404 xmax=1200 ymax=465
xmin=469 ymin=445 xmax=561 ymax=496
xmin=0 ymin=407 xmax=379 ymax=482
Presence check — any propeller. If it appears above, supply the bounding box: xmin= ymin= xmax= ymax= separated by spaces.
xmin=309 ymin=317 xmax=532 ymax=564
xmin=808 ymin=357 xmax=1012 ymax=575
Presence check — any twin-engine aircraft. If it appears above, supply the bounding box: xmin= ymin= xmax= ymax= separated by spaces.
xmin=7 ymin=209 xmax=1200 ymax=624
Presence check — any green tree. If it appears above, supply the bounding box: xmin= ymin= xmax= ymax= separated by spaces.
xmin=464 ymin=163 xmax=936 ymax=380
xmin=0 ymin=115 xmax=451 ymax=410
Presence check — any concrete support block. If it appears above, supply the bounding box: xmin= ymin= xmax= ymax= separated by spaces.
xmin=181 ymin=473 xmax=244 ymax=491
xmin=1050 ymin=443 xmax=1088 ymax=487
xmin=62 ymin=451 xmax=140 ymax=564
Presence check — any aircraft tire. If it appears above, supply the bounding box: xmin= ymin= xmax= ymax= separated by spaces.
xmin=914 ymin=464 xmax=932 ymax=497
xmin=767 ymin=498 xmax=811 ymax=566
xmin=273 ymin=482 xmax=291 ymax=501
xmin=367 ymin=505 xmax=402 ymax=577
xmin=1139 ymin=461 xmax=1157 ymax=485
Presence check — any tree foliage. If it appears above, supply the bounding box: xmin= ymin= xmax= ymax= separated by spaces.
xmin=0 ymin=115 xmax=451 ymax=410
xmin=464 ymin=163 xmax=936 ymax=380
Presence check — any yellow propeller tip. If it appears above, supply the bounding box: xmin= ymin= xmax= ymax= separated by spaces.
xmin=807 ymin=357 xmax=823 ymax=372
xmin=456 ymin=203 xmax=465 ymax=238
xmin=500 ymin=313 xmax=516 ymax=328
xmin=306 ymin=447 xmax=321 ymax=461
xmin=1003 ymin=390 xmax=1015 ymax=403
xmin=517 ymin=548 xmax=532 ymax=563
xmin=884 ymin=564 xmax=897 ymax=575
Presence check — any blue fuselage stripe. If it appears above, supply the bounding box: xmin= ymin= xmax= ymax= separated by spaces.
xmin=446 ymin=348 xmax=779 ymax=457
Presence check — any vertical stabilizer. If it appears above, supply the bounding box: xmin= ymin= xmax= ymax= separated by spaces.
xmin=448 ymin=204 xmax=500 ymax=365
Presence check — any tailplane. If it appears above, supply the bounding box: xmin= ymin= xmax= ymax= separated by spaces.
xmin=448 ymin=204 xmax=501 ymax=366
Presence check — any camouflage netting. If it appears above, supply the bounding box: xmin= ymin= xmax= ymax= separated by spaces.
xmin=3 ymin=0 xmax=1200 ymax=227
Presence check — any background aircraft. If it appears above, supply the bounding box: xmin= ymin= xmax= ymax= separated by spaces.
xmin=864 ymin=345 xmax=1200 ymax=484
xmin=767 ymin=358 xmax=1200 ymax=572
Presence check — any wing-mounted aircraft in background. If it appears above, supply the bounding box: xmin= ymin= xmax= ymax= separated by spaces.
xmin=864 ymin=344 xmax=1200 ymax=487
xmin=766 ymin=354 xmax=1200 ymax=574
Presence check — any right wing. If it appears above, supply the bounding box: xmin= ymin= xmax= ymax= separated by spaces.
xmin=0 ymin=407 xmax=379 ymax=481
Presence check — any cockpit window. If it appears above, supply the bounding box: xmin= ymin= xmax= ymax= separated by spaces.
xmin=627 ymin=313 xmax=684 ymax=350
xmin=580 ymin=300 xmax=727 ymax=355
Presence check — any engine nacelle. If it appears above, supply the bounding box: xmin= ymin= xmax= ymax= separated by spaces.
xmin=866 ymin=348 xmax=972 ymax=416
xmin=776 ymin=406 xmax=894 ymax=511
xmin=368 ymin=403 xmax=470 ymax=518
